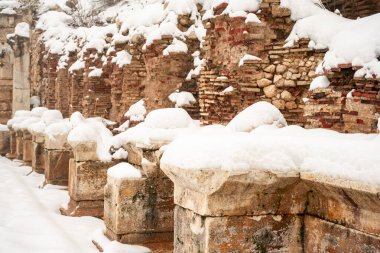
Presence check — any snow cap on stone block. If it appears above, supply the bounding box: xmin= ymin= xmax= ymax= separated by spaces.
xmin=145 ymin=108 xmax=193 ymax=129
xmin=107 ymin=162 xmax=142 ymax=180
xmin=227 ymin=101 xmax=287 ymax=132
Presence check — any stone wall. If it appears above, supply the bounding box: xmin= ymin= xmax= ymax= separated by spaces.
xmin=323 ymin=0 xmax=380 ymax=18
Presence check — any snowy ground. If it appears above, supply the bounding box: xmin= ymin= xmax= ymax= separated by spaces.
xmin=0 ymin=156 xmax=150 ymax=253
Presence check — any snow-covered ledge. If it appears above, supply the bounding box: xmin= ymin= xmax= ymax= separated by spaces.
xmin=160 ymin=125 xmax=380 ymax=252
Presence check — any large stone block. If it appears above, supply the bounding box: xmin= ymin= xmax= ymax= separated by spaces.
xmin=15 ymin=130 xmax=23 ymax=160
xmin=61 ymin=159 xmax=118 ymax=217
xmin=71 ymin=142 xmax=98 ymax=162
xmin=304 ymin=215 xmax=380 ymax=252
xmin=174 ymin=206 xmax=303 ymax=253
xmin=32 ymin=141 xmax=45 ymax=173
xmin=104 ymin=172 xmax=174 ymax=244
xmin=22 ymin=130 xmax=32 ymax=164
xmin=44 ymin=149 xmax=73 ymax=186
xmin=0 ymin=129 xmax=10 ymax=155
xmin=6 ymin=130 xmax=16 ymax=159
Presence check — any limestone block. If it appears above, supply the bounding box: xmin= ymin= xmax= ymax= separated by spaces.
xmin=0 ymin=129 xmax=10 ymax=155
xmin=32 ymin=141 xmax=45 ymax=173
xmin=161 ymin=165 xmax=306 ymax=216
xmin=174 ymin=206 xmax=302 ymax=253
xmin=22 ymin=130 xmax=32 ymax=163
xmin=6 ymin=130 xmax=16 ymax=159
xmin=71 ymin=141 xmax=98 ymax=162
xmin=263 ymin=85 xmax=277 ymax=98
xmin=15 ymin=130 xmax=23 ymax=160
xmin=69 ymin=159 xmax=117 ymax=201
xmin=304 ymin=215 xmax=380 ymax=252
xmin=257 ymin=78 xmax=272 ymax=88
xmin=44 ymin=132 xmax=70 ymax=150
xmin=104 ymin=173 xmax=174 ymax=244
xmin=45 ymin=149 xmax=73 ymax=186
xmin=0 ymin=62 xmax=13 ymax=80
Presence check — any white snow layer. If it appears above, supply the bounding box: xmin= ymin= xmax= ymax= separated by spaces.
xmin=227 ymin=102 xmax=287 ymax=132
xmin=144 ymin=108 xmax=194 ymax=129
xmin=309 ymin=75 xmax=330 ymax=90
xmin=0 ymin=157 xmax=150 ymax=253
xmin=284 ymin=1 xmax=380 ymax=78
xmin=161 ymin=125 xmax=380 ymax=186
xmin=124 ymin=99 xmax=146 ymax=121
xmin=169 ymin=91 xmax=196 ymax=108
xmin=107 ymin=162 xmax=142 ymax=179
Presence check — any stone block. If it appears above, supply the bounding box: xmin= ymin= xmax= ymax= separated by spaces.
xmin=44 ymin=149 xmax=73 ymax=186
xmin=71 ymin=141 xmax=98 ymax=162
xmin=174 ymin=206 xmax=302 ymax=253
xmin=15 ymin=130 xmax=23 ymax=160
xmin=304 ymin=215 xmax=380 ymax=252
xmin=6 ymin=130 xmax=16 ymax=159
xmin=0 ymin=129 xmax=9 ymax=155
xmin=62 ymin=159 xmax=118 ymax=217
xmin=104 ymin=173 xmax=174 ymax=244
xmin=32 ymin=141 xmax=45 ymax=173
xmin=22 ymin=130 xmax=32 ymax=164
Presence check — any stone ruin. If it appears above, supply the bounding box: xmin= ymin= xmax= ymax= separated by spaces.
xmin=0 ymin=0 xmax=379 ymax=252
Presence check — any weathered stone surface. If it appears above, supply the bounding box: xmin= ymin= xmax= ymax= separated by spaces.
xmin=104 ymin=174 xmax=174 ymax=244
xmin=304 ymin=215 xmax=380 ymax=253
xmin=175 ymin=206 xmax=302 ymax=253
xmin=32 ymin=141 xmax=45 ymax=173
xmin=6 ymin=130 xmax=16 ymax=159
xmin=22 ymin=130 xmax=32 ymax=164
xmin=0 ymin=129 xmax=10 ymax=155
xmin=62 ymin=159 xmax=118 ymax=217
xmin=15 ymin=130 xmax=23 ymax=160
xmin=71 ymin=142 xmax=98 ymax=162
xmin=44 ymin=149 xmax=73 ymax=186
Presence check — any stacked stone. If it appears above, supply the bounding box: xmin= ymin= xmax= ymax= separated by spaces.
xmin=104 ymin=143 xmax=174 ymax=250
xmin=199 ymin=0 xmax=296 ymax=125
xmin=305 ymin=66 xmax=380 ymax=133
xmin=322 ymin=0 xmax=380 ymax=18
xmin=44 ymin=53 xmax=60 ymax=109
xmin=0 ymin=126 xmax=9 ymax=155
xmin=29 ymin=31 xmax=44 ymax=101
xmin=81 ymin=48 xmax=112 ymax=119
xmin=143 ymin=35 xmax=194 ymax=112
xmin=0 ymin=46 xmax=13 ymax=123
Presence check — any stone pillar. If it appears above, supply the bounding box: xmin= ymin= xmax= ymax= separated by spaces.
xmin=8 ymin=30 xmax=30 ymax=115
xmin=31 ymin=131 xmax=45 ymax=173
xmin=44 ymin=130 xmax=72 ymax=186
xmin=0 ymin=44 xmax=13 ymax=124
xmin=104 ymin=143 xmax=174 ymax=248
xmin=0 ymin=126 xmax=10 ymax=155
xmin=61 ymin=141 xmax=117 ymax=218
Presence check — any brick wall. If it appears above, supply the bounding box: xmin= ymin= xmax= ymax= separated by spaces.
xmin=322 ymin=0 xmax=380 ymax=18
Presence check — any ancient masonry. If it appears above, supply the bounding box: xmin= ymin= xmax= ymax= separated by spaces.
xmin=0 ymin=0 xmax=380 ymax=253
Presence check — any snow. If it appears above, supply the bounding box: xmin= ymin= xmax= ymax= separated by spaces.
xmin=1 ymin=7 xmax=16 ymax=15
xmin=88 ymin=67 xmax=103 ymax=78
xmin=163 ymin=38 xmax=188 ymax=56
xmin=111 ymin=51 xmax=132 ymax=68
xmin=14 ymin=22 xmax=29 ymax=38
xmin=221 ymin=86 xmax=234 ymax=94
xmin=245 ymin=13 xmax=261 ymax=23
xmin=0 ymin=157 xmax=150 ymax=253
xmin=280 ymin=0 xmax=324 ymax=21
xmin=41 ymin=110 xmax=63 ymax=125
xmin=238 ymin=54 xmax=262 ymax=66
xmin=284 ymin=4 xmax=380 ymax=78
xmin=227 ymin=102 xmax=287 ymax=132
xmin=0 ymin=124 xmax=8 ymax=131
xmin=144 ymin=108 xmax=194 ymax=129
xmin=124 ymin=99 xmax=146 ymax=122
xmin=67 ymin=112 xmax=113 ymax=162
xmin=107 ymin=162 xmax=142 ymax=180
xmin=44 ymin=120 xmax=72 ymax=141
xmin=309 ymin=76 xmax=330 ymax=90
xmin=161 ymin=125 xmax=380 ymax=186
xmin=31 ymin=107 xmax=49 ymax=117
xmin=30 ymin=96 xmax=41 ymax=108
xmin=112 ymin=148 xmax=128 ymax=160
xmin=169 ymin=91 xmax=196 ymax=108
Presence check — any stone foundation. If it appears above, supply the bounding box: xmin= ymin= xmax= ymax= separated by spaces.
xmin=6 ymin=129 xmax=16 ymax=159
xmin=0 ymin=129 xmax=10 ymax=155
xmin=15 ymin=130 xmax=23 ymax=160
xmin=61 ymin=159 xmax=117 ymax=218
xmin=22 ymin=130 xmax=32 ymax=165
xmin=31 ymin=133 xmax=45 ymax=173
xmin=44 ymin=149 xmax=72 ymax=186
xmin=104 ymin=143 xmax=174 ymax=246
xmin=162 ymin=165 xmax=380 ymax=253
